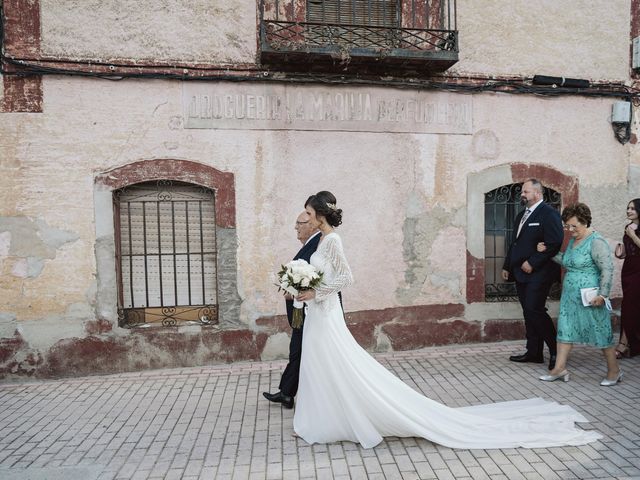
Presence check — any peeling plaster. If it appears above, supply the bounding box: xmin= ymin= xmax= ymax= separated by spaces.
xmin=8 ymin=348 xmax=42 ymax=375
xmin=27 ymin=257 xmax=46 ymax=277
xmin=0 ymin=232 xmax=10 ymax=256
xmin=17 ymin=302 xmax=91 ymax=351
xmin=405 ymin=190 xmax=424 ymax=219
xmin=0 ymin=313 xmax=17 ymax=338
xmin=397 ymin=205 xmax=465 ymax=305
xmin=429 ymin=273 xmax=462 ymax=299
xmin=427 ymin=226 xmax=466 ymax=300
xmin=11 ymin=258 xmax=28 ymax=278
xmin=94 ymin=234 xmax=117 ymax=322
xmin=0 ymin=216 xmax=79 ymax=261
xmin=466 ymin=164 xmax=513 ymax=258
xmin=34 ymin=218 xmax=80 ymax=250
xmin=11 ymin=257 xmax=46 ymax=278
xmin=0 ymin=0 xmax=634 ymax=378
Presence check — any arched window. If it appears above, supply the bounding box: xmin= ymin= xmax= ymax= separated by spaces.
xmin=114 ymin=180 xmax=218 ymax=327
xmin=484 ymin=183 xmax=561 ymax=302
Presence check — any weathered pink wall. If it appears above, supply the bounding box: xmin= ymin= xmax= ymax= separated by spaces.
xmin=0 ymin=0 xmax=637 ymax=378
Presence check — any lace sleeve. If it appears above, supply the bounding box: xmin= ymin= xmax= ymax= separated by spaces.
xmin=590 ymin=236 xmax=613 ymax=297
xmin=314 ymin=234 xmax=353 ymax=302
xmin=552 ymin=251 xmax=563 ymax=265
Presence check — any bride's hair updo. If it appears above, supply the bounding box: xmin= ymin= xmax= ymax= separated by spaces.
xmin=305 ymin=191 xmax=343 ymax=227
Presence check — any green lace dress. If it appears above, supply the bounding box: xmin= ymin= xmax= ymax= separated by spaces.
xmin=553 ymin=232 xmax=614 ymax=348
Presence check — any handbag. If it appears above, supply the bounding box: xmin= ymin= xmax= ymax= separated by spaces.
xmin=580 ymin=287 xmax=612 ymax=311
xmin=614 ymin=243 xmax=625 ymax=259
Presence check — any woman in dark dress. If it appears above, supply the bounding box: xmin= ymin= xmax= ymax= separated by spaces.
xmin=615 ymin=198 xmax=640 ymax=358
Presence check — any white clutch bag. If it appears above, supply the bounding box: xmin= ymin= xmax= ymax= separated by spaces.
xmin=580 ymin=287 xmax=612 ymax=311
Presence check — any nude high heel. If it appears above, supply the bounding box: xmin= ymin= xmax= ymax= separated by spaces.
xmin=539 ymin=370 xmax=570 ymax=382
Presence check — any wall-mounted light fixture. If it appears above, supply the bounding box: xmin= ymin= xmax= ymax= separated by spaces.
xmin=611 ymin=101 xmax=632 ymax=145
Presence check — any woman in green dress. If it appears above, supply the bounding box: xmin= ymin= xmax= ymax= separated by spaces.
xmin=537 ymin=203 xmax=621 ymax=386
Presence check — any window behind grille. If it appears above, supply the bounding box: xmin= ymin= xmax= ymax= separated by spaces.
xmin=484 ymin=183 xmax=561 ymax=302
xmin=115 ymin=181 xmax=218 ymax=327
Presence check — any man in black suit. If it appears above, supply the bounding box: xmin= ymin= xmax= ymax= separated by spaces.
xmin=263 ymin=211 xmax=321 ymax=409
xmin=502 ymin=179 xmax=564 ymax=371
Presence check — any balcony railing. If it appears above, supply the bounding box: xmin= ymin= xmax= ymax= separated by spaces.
xmin=259 ymin=0 xmax=458 ymax=74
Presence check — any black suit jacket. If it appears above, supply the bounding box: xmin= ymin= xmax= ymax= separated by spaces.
xmin=285 ymin=232 xmax=321 ymax=326
xmin=503 ymin=202 xmax=563 ymax=284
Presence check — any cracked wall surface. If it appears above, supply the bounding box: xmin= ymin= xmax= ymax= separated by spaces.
xmin=0 ymin=216 xmax=84 ymax=350
xmin=1 ymin=79 xmax=636 ymax=378
xmin=0 ymin=1 xmax=637 ymax=377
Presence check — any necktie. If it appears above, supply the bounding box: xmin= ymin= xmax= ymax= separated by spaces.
xmin=517 ymin=209 xmax=531 ymax=237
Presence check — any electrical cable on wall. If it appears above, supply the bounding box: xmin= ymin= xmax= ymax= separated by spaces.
xmin=1 ymin=0 xmax=639 ymax=103
xmin=3 ymin=55 xmax=640 ymax=103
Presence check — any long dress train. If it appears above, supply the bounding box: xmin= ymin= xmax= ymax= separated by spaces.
xmin=293 ymin=232 xmax=602 ymax=449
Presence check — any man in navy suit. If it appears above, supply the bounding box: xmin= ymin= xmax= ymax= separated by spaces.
xmin=263 ymin=211 xmax=321 ymax=409
xmin=502 ymin=179 xmax=563 ymax=371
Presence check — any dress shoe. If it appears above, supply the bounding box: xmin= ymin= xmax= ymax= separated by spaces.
xmin=600 ymin=370 xmax=623 ymax=386
xmin=263 ymin=391 xmax=294 ymax=409
xmin=539 ymin=370 xmax=570 ymax=382
xmin=509 ymin=353 xmax=544 ymax=363
xmin=548 ymin=355 xmax=557 ymax=371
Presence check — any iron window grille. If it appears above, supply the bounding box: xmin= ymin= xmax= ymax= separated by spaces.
xmin=259 ymin=0 xmax=458 ymax=70
xmin=114 ymin=181 xmax=219 ymax=327
xmin=484 ymin=183 xmax=562 ymax=302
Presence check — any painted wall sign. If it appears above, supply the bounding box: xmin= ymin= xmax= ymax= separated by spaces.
xmin=183 ymin=83 xmax=472 ymax=134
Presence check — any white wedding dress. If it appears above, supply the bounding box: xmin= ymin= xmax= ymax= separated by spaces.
xmin=293 ymin=232 xmax=602 ymax=449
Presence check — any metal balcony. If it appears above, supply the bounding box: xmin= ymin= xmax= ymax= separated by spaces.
xmin=259 ymin=0 xmax=458 ymax=74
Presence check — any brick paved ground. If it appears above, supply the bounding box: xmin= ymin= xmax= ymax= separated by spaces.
xmin=0 ymin=341 xmax=638 ymax=480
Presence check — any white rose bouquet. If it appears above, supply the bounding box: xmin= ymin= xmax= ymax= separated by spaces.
xmin=276 ymin=259 xmax=323 ymax=328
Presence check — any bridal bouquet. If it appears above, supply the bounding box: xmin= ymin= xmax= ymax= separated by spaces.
xmin=276 ymin=259 xmax=323 ymax=328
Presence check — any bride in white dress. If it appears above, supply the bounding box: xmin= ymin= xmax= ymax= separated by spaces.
xmin=293 ymin=191 xmax=602 ymax=450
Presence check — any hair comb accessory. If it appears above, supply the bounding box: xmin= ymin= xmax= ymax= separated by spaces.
xmin=327 ymin=202 xmax=337 ymax=211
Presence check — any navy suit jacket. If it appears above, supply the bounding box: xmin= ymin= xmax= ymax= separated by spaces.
xmin=503 ymin=202 xmax=563 ymax=284
xmin=285 ymin=232 xmax=321 ymax=326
